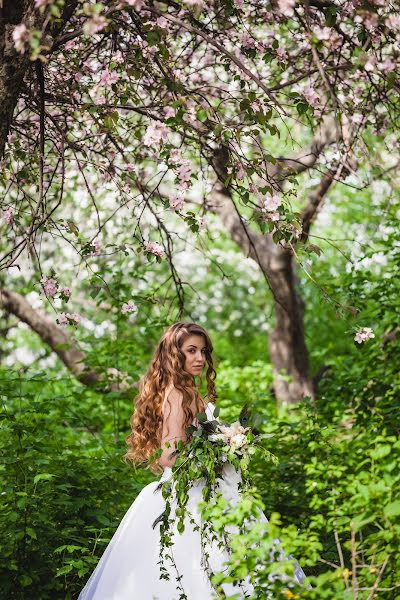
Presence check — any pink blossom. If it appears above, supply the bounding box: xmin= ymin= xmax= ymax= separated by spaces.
xmin=122 ymin=0 xmax=145 ymax=7
xmin=364 ymin=55 xmax=376 ymax=72
xmin=99 ymin=67 xmax=120 ymax=88
xmin=341 ymin=0 xmax=360 ymax=17
xmin=263 ymin=194 xmax=282 ymax=212
xmin=143 ymin=121 xmax=170 ymax=147
xmin=12 ymin=24 xmax=29 ymax=54
xmin=385 ymin=15 xmax=400 ymax=31
xmin=191 ymin=72 xmax=202 ymax=84
xmin=121 ymin=300 xmax=138 ymax=314
xmin=57 ymin=313 xmax=69 ymax=326
xmin=265 ymin=211 xmax=280 ymax=222
xmin=35 ymin=0 xmax=51 ymax=8
xmin=177 ymin=160 xmax=192 ymax=183
xmin=302 ymin=85 xmax=320 ymax=107
xmin=60 ymin=287 xmax=71 ymax=298
xmin=94 ymin=94 xmax=107 ymax=105
xmin=83 ymin=14 xmax=107 ymax=36
xmin=156 ymin=16 xmax=169 ymax=29
xmin=69 ymin=313 xmax=81 ymax=324
xmin=164 ymin=106 xmax=176 ymax=119
xmin=89 ymin=239 xmax=101 ymax=257
xmin=354 ymin=327 xmax=375 ymax=343
xmin=183 ymin=0 xmax=206 ymax=9
xmin=2 ymin=208 xmax=13 ymax=225
xmin=197 ymin=216 xmax=206 ymax=230
xmin=236 ymin=163 xmax=246 ymax=180
xmin=59 ymin=312 xmax=81 ymax=326
xmin=174 ymin=71 xmax=187 ymax=85
xmin=377 ymin=59 xmax=396 ymax=73
xmin=277 ymin=0 xmax=295 ymax=17
xmin=144 ymin=241 xmax=165 ymax=258
xmin=276 ymin=47 xmax=288 ymax=61
xmin=113 ymin=51 xmax=125 ymax=64
xmin=143 ymin=45 xmax=157 ymax=58
xmin=169 ymin=148 xmax=181 ymax=164
xmin=177 ymin=180 xmax=189 ymax=192
xmin=314 ymin=26 xmax=332 ymax=41
xmin=240 ymin=33 xmax=256 ymax=49
xmin=138 ymin=39 xmax=157 ymax=58
xmin=7 ymin=132 xmax=17 ymax=145
xmin=64 ymin=40 xmax=77 ymax=51
xmin=169 ymin=196 xmax=185 ymax=212
xmin=352 ymin=113 xmax=365 ymax=125
xmin=41 ymin=276 xmax=58 ymax=298
xmin=126 ymin=163 xmax=137 ymax=172
xmin=355 ymin=12 xmax=378 ymax=32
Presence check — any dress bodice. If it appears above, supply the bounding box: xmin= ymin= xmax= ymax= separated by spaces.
xmin=194 ymin=401 xmax=216 ymax=424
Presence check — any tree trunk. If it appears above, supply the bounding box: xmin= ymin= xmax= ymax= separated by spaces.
xmin=0 ymin=1 xmax=34 ymax=159
xmin=0 ymin=1 xmax=79 ymax=158
xmin=267 ymin=251 xmax=314 ymax=404
xmin=209 ymin=179 xmax=315 ymax=404
xmin=209 ymin=120 xmax=341 ymax=404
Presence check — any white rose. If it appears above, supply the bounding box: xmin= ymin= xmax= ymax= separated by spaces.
xmin=230 ymin=433 xmax=247 ymax=450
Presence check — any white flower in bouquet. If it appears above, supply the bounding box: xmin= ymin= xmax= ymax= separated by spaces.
xmin=230 ymin=433 xmax=247 ymax=450
xmin=208 ymin=420 xmax=250 ymax=450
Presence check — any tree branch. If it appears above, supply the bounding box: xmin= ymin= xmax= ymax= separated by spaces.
xmin=300 ymin=165 xmax=339 ymax=242
xmin=273 ymin=115 xmax=341 ymax=180
xmin=0 ymin=288 xmax=132 ymax=392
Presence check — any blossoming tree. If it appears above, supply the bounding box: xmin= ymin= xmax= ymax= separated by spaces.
xmin=0 ymin=0 xmax=399 ymax=402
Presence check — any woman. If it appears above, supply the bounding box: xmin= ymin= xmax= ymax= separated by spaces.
xmin=78 ymin=322 xmax=306 ymax=599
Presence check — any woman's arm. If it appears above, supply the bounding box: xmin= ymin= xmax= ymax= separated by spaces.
xmin=159 ymin=387 xmax=188 ymax=468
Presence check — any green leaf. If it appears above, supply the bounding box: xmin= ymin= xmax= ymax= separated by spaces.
xmin=146 ymin=30 xmax=160 ymax=46
xmin=26 ymin=527 xmax=37 ymax=540
xmin=196 ymin=109 xmax=208 ymax=122
xmin=55 ymin=564 xmax=73 ymax=577
xmin=296 ymin=102 xmax=309 ymax=115
xmin=33 ymin=473 xmax=55 ymax=485
xmin=384 ymin=500 xmax=400 ymax=518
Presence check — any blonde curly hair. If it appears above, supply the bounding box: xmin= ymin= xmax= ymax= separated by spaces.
xmin=123 ymin=322 xmax=217 ymax=475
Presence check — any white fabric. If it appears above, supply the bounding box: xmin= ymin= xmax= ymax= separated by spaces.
xmin=78 ymin=402 xmax=307 ymax=599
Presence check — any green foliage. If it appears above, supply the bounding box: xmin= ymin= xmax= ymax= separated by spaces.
xmin=0 ymin=371 xmax=153 ymax=599
xmin=1 ymin=204 xmax=400 ymax=598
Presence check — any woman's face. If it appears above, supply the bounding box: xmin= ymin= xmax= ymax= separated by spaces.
xmin=181 ymin=334 xmax=206 ymax=377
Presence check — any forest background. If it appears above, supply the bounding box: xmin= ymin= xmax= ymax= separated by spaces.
xmin=1 ymin=0 xmax=399 ymax=598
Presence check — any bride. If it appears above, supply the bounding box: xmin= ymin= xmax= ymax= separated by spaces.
xmin=78 ymin=321 xmax=307 ymax=599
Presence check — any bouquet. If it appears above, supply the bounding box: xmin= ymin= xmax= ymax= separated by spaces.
xmin=151 ymin=404 xmax=278 ymax=599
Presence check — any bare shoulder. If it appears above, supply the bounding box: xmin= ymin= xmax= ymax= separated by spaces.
xmin=162 ymin=385 xmax=184 ymax=415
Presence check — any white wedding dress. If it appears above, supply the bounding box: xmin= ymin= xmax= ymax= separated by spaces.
xmin=78 ymin=402 xmax=307 ymax=599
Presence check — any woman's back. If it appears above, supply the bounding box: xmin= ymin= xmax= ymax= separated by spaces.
xmin=159 ymin=384 xmax=208 ymax=468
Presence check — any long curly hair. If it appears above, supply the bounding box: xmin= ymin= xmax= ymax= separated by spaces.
xmin=123 ymin=322 xmax=217 ymax=475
